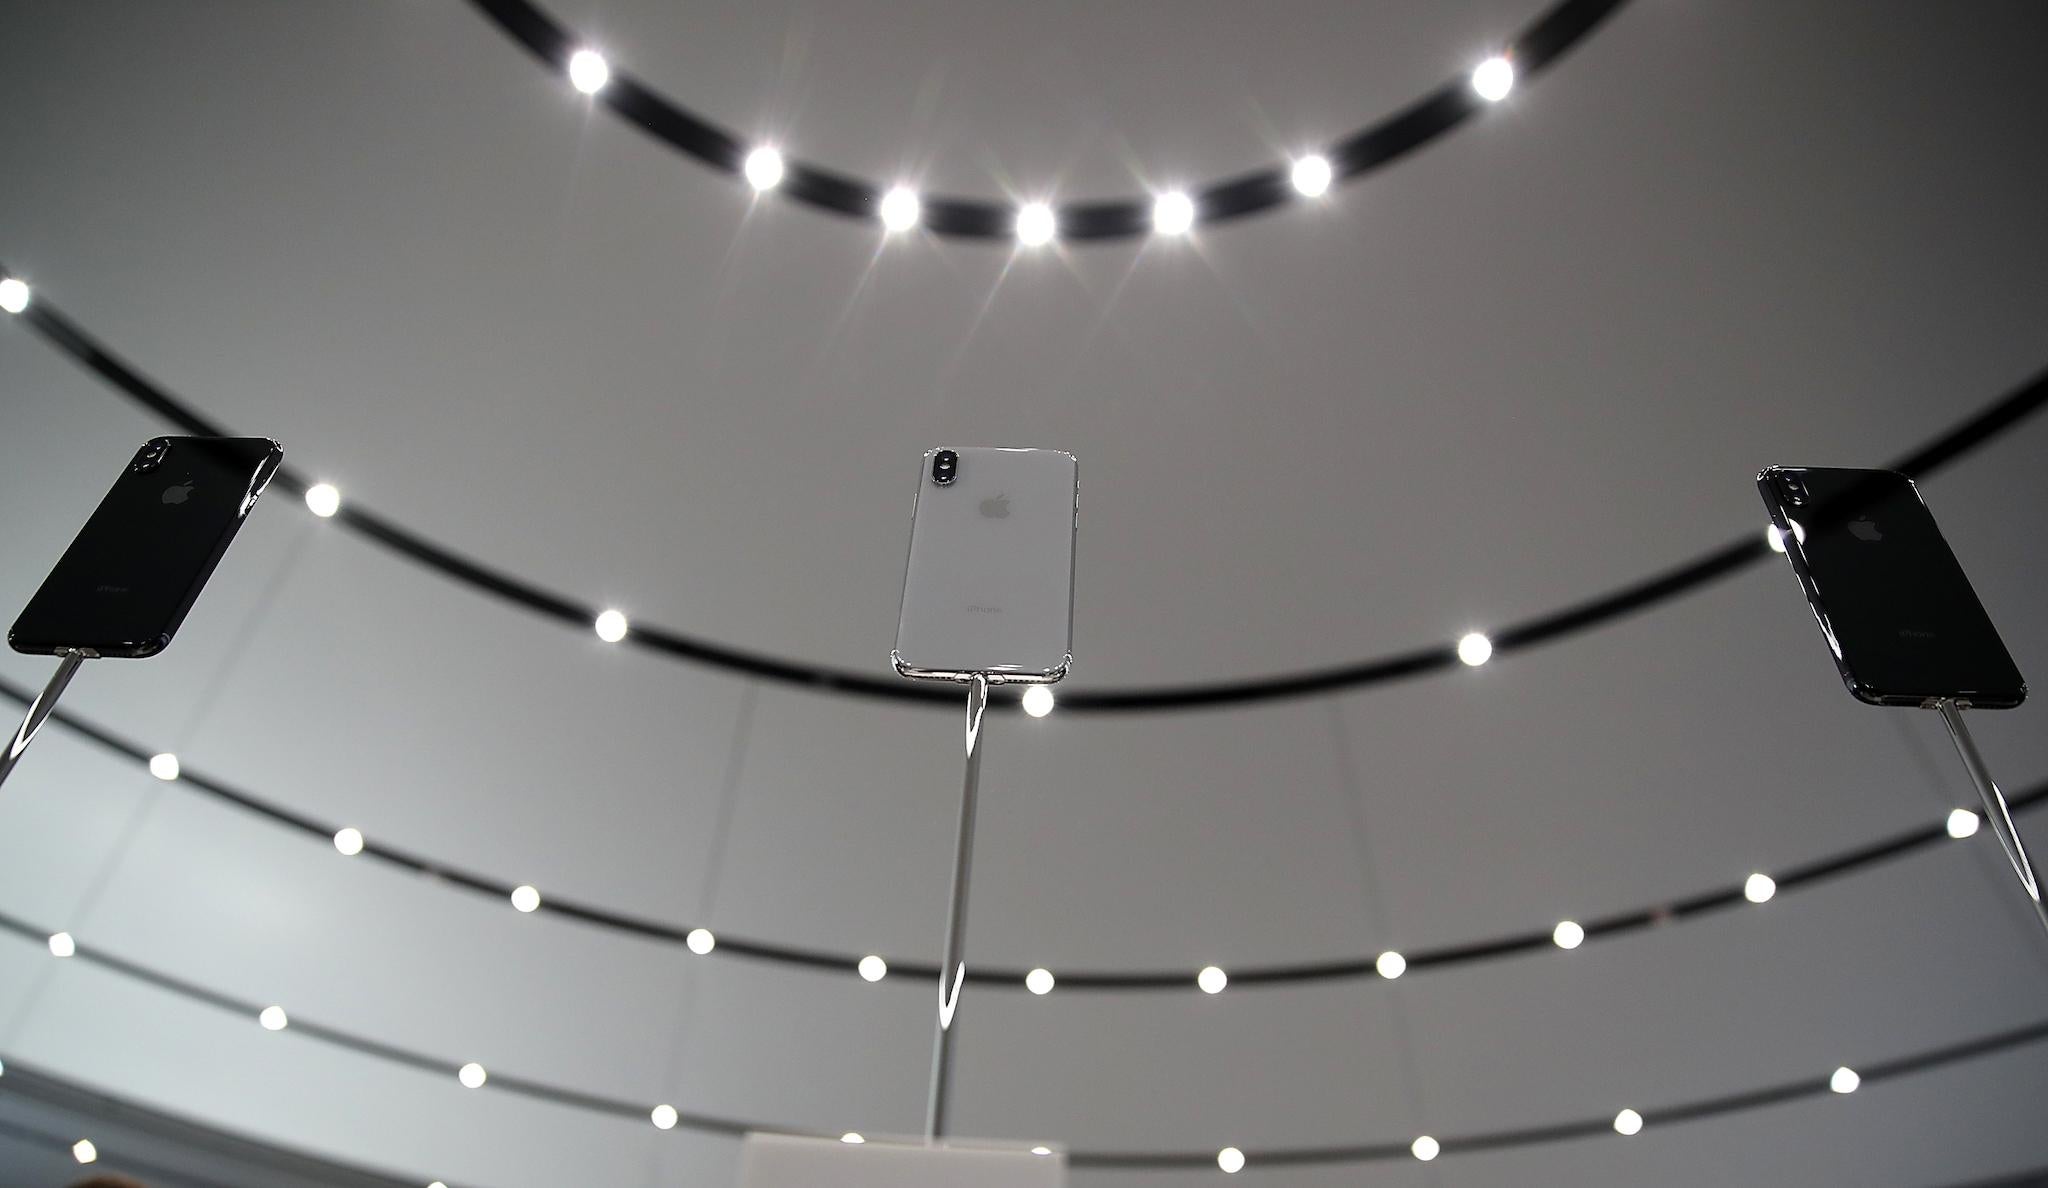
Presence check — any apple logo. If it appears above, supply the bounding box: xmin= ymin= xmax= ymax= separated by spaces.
xmin=979 ymin=494 xmax=1010 ymax=519
xmin=1848 ymin=518 xmax=1882 ymax=542
xmin=161 ymin=481 xmax=196 ymax=505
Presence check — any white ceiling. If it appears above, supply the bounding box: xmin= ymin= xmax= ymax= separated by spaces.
xmin=4 ymin=1 xmax=2048 ymax=1184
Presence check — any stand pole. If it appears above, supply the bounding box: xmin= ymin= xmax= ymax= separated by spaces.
xmin=1935 ymin=699 xmax=2048 ymax=939
xmin=925 ymin=674 xmax=988 ymax=1143
xmin=0 ymin=651 xmax=87 ymax=791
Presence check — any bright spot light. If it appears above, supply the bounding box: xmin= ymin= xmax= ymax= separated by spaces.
xmin=1744 ymin=872 xmax=1777 ymax=904
xmin=840 ymin=1132 xmax=865 ymax=1145
xmin=744 ymin=147 xmax=785 ymax=191
xmin=1025 ymin=967 xmax=1055 ymax=995
xmin=880 ymin=187 xmax=921 ymax=232
xmin=458 ymin=1062 xmax=487 ymax=1089
xmin=1458 ymin=632 xmax=1493 ymax=666
xmin=1217 ymin=1147 xmax=1245 ymax=1174
xmin=1554 ymin=920 xmax=1585 ymax=949
xmin=687 ymin=927 xmax=717 ymax=955
xmin=510 ymin=884 xmax=541 ymax=913
xmin=1830 ymin=1066 xmax=1860 ymax=1094
xmin=73 ymin=1139 xmax=97 ymax=1164
xmin=1031 ymin=1146 xmax=1052 ymax=1156
xmin=594 ymin=609 xmax=629 ymax=642
xmin=1197 ymin=965 xmax=1228 ymax=994
xmin=1022 ymin=686 xmax=1055 ymax=717
xmin=48 ymin=932 xmax=75 ymax=958
xmin=1412 ymin=1135 xmax=1440 ymax=1162
xmin=859 ymin=955 xmax=888 ymax=982
xmin=1152 ymin=192 xmax=1195 ymax=236
xmin=148 ymin=752 xmax=180 ymax=781
xmin=1472 ymin=55 xmax=1515 ymax=101
xmin=306 ymin=483 xmax=341 ymax=518
xmin=1290 ymin=155 xmax=1333 ymax=197
xmin=1766 ymin=525 xmax=1786 ymax=553
xmin=0 ymin=277 xmax=29 ymax=314
xmin=1613 ymin=1108 xmax=1643 ymax=1136
xmin=1947 ymin=808 xmax=1981 ymax=839
xmin=1016 ymin=202 xmax=1056 ymax=247
xmin=1376 ymin=951 xmax=1407 ymax=979
xmin=259 ymin=1005 xmax=288 ymax=1031
xmin=334 ymin=827 xmax=365 ymax=856
xmin=652 ymin=1103 xmax=679 ymax=1129
xmin=567 ymin=49 xmax=610 ymax=94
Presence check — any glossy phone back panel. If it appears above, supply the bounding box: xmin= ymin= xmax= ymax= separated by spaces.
xmin=894 ymin=447 xmax=1077 ymax=681
xmin=1758 ymin=466 xmax=2025 ymax=708
xmin=9 ymin=436 xmax=284 ymax=658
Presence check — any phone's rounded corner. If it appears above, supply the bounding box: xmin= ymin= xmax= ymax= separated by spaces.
xmin=130 ymin=634 xmax=173 ymax=660
xmin=1040 ymin=654 xmax=1074 ymax=685
xmin=1755 ymin=466 xmax=1783 ymax=485
xmin=889 ymin=650 xmax=913 ymax=678
xmin=5 ymin=630 xmax=35 ymax=658
xmin=1843 ymin=675 xmax=1890 ymax=708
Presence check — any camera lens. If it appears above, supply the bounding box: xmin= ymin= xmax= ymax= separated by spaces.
xmin=932 ymin=450 xmax=958 ymax=485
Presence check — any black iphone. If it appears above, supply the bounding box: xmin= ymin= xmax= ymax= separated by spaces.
xmin=9 ymin=436 xmax=285 ymax=658
xmin=1758 ymin=466 xmax=2026 ymax=709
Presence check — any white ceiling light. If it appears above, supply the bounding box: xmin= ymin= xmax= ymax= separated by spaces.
xmin=1766 ymin=525 xmax=1786 ymax=553
xmin=1290 ymin=155 xmax=1333 ymax=197
xmin=259 ymin=1005 xmax=289 ymax=1031
xmin=1472 ymin=55 xmax=1515 ymax=102
xmin=1553 ymin=920 xmax=1585 ymax=949
xmin=1152 ymin=192 xmax=1195 ymax=236
xmin=1947 ymin=808 xmax=1981 ymax=839
xmin=1457 ymin=632 xmax=1493 ymax=666
xmin=743 ymin=147 xmax=785 ymax=191
xmin=1744 ymin=872 xmax=1777 ymax=904
xmin=651 ymin=1103 xmax=679 ymax=1129
xmin=567 ymin=49 xmax=610 ymax=95
xmin=1217 ymin=1146 xmax=1246 ymax=1174
xmin=594 ymin=609 xmax=629 ymax=642
xmin=48 ymin=932 xmax=75 ymax=958
xmin=687 ymin=927 xmax=717 ymax=955
xmin=1022 ymin=685 xmax=1055 ymax=717
xmin=510 ymin=884 xmax=542 ymax=913
xmin=1613 ymin=1108 xmax=1643 ymax=1136
xmin=1376 ymin=951 xmax=1407 ymax=979
xmin=72 ymin=1139 xmax=97 ymax=1164
xmin=840 ymin=1132 xmax=865 ymax=1145
xmin=1025 ymin=967 xmax=1055 ymax=995
xmin=458 ymin=1062 xmax=488 ymax=1089
xmin=1016 ymin=203 xmax=1056 ymax=247
xmin=0 ymin=277 xmax=30 ymax=314
xmin=858 ymin=955 xmax=888 ymax=982
xmin=1031 ymin=1146 xmax=1052 ymax=1156
xmin=333 ymin=826 xmax=365 ymax=856
xmin=148 ymin=752 xmax=180 ymax=781
xmin=879 ymin=187 xmax=921 ymax=232
xmin=1197 ymin=965 xmax=1228 ymax=994
xmin=305 ymin=482 xmax=341 ymax=518
xmin=1830 ymin=1066 xmax=1860 ymax=1094
xmin=1411 ymin=1135 xmax=1440 ymax=1162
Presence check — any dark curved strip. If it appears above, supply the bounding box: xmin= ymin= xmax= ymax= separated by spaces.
xmin=8 ymin=288 xmax=2048 ymax=712
xmin=4 ymin=908 xmax=2044 ymax=1172
xmin=4 ymin=673 xmax=2039 ymax=992
xmin=464 ymin=0 xmax=1632 ymax=242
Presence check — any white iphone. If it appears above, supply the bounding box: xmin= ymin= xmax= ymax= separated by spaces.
xmin=894 ymin=447 xmax=1077 ymax=682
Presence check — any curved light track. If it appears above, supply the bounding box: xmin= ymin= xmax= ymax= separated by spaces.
xmin=3 ymin=675 xmax=2036 ymax=992
xmin=5 ymin=909 xmax=2044 ymax=1173
xmin=466 ymin=0 xmax=1631 ymax=243
xmin=6 ymin=284 xmax=2046 ymax=713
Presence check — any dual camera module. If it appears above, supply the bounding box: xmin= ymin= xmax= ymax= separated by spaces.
xmin=931 ymin=449 xmax=958 ymax=486
xmin=132 ymin=439 xmax=170 ymax=474
xmin=1777 ymin=471 xmax=1808 ymax=506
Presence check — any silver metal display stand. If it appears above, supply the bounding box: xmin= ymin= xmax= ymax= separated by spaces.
xmin=1933 ymin=699 xmax=2048 ymax=938
xmin=926 ymin=674 xmax=988 ymax=1142
xmin=0 ymin=650 xmax=88 ymax=791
